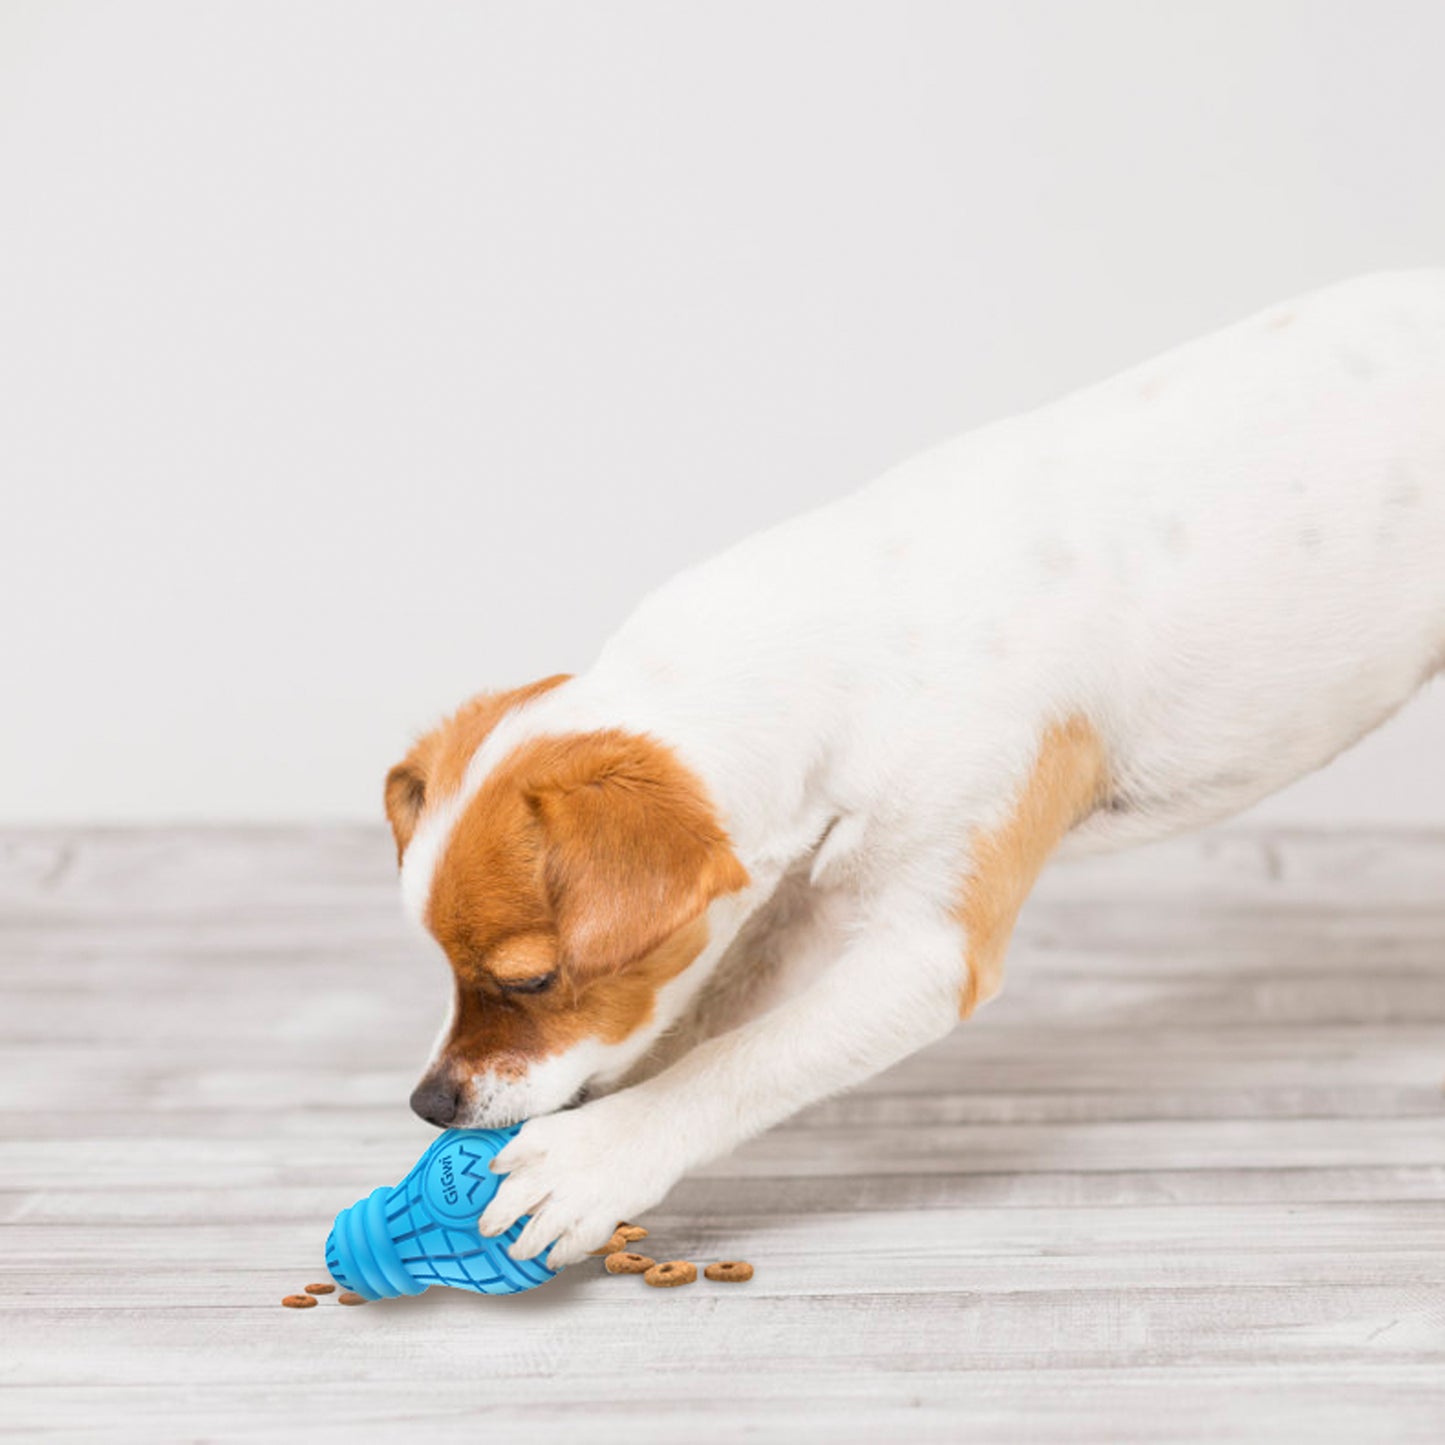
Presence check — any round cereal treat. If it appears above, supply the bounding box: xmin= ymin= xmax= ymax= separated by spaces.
xmin=304 ymin=1282 xmax=335 ymax=1295
xmin=704 ymin=1261 xmax=754 ymax=1283
xmin=337 ymin=1291 xmax=367 ymax=1306
xmin=643 ymin=1260 xmax=697 ymax=1288
xmin=616 ymin=1224 xmax=649 ymax=1243
xmin=591 ymin=1232 xmax=628 ymax=1257
xmin=604 ymin=1251 xmax=655 ymax=1275
xmin=281 ymin=1294 xmax=317 ymax=1309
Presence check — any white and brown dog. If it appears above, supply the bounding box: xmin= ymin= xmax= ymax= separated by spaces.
xmin=385 ymin=270 xmax=1445 ymax=1267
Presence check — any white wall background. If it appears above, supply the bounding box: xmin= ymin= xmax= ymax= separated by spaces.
xmin=1 ymin=0 xmax=1441 ymax=825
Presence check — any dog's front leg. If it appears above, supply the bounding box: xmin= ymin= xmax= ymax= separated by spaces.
xmin=481 ymin=718 xmax=1109 ymax=1268
xmin=479 ymin=912 xmax=962 ymax=1267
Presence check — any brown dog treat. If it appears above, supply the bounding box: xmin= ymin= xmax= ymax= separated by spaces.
xmin=616 ymin=1224 xmax=648 ymax=1243
xmin=591 ymin=1231 xmax=629 ymax=1257
xmin=337 ymin=1291 xmax=368 ymax=1306
xmin=643 ymin=1260 xmax=697 ymax=1288
xmin=281 ymin=1294 xmax=317 ymax=1309
xmin=704 ymin=1260 xmax=754 ymax=1283
xmin=604 ymin=1251 xmax=655 ymax=1275
xmin=304 ymin=1282 xmax=335 ymax=1295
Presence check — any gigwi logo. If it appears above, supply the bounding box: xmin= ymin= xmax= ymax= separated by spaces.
xmin=437 ymin=1152 xmax=458 ymax=1206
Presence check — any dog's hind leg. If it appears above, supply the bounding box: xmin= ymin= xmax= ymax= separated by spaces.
xmin=954 ymin=715 xmax=1111 ymax=1016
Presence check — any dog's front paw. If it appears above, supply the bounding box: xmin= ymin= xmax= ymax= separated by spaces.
xmin=478 ymin=1095 xmax=684 ymax=1269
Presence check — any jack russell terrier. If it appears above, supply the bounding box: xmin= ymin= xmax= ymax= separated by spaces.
xmin=385 ymin=270 xmax=1445 ymax=1268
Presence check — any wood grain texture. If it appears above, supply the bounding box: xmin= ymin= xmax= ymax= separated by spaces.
xmin=1 ymin=825 xmax=1443 ymax=1443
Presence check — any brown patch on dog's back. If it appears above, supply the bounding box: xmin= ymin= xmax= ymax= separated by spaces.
xmin=426 ymin=730 xmax=749 ymax=1073
xmin=955 ymin=717 xmax=1108 ymax=1017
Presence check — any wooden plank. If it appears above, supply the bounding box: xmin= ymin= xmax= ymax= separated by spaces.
xmin=5 ymin=1281 xmax=1444 ymax=1379
xmin=7 ymin=970 xmax=1445 ymax=1043
xmin=1 ymin=825 xmax=1443 ymax=1443
xmin=6 ymin=1081 xmax=1445 ymax=1137
xmin=2 ymin=1115 xmax=1443 ymax=1191
xmin=2 ymin=1369 xmax=1444 ymax=1445
xmin=3 ymin=1022 xmax=1440 ymax=1109
xmin=9 ymin=1161 xmax=1445 ymax=1231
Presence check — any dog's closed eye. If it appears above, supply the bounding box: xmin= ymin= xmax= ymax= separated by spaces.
xmin=496 ymin=970 xmax=558 ymax=997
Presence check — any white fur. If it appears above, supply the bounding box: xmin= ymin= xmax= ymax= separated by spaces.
xmin=433 ymin=271 xmax=1445 ymax=1265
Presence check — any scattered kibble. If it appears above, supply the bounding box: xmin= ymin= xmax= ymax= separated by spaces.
xmin=604 ymin=1251 xmax=654 ymax=1275
xmin=281 ymin=1294 xmax=317 ymax=1309
xmin=304 ymin=1282 xmax=335 ymax=1295
xmin=643 ymin=1260 xmax=697 ymax=1288
xmin=593 ymin=1220 xmax=650 ymax=1254
xmin=595 ymin=1224 xmax=756 ymax=1290
xmin=337 ymin=1291 xmax=368 ymax=1306
xmin=704 ymin=1261 xmax=754 ymax=1283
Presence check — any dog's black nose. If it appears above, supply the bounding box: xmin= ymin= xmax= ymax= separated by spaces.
xmin=410 ymin=1076 xmax=460 ymax=1128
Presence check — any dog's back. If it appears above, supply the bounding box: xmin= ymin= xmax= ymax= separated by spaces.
xmin=601 ymin=271 xmax=1445 ymax=851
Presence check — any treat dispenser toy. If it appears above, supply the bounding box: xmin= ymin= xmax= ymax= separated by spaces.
xmin=325 ymin=1125 xmax=557 ymax=1300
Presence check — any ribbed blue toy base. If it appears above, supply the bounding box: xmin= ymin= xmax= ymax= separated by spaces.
xmin=325 ymin=1127 xmax=558 ymax=1300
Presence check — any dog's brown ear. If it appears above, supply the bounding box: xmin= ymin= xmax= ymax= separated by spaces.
xmin=384 ymin=760 xmax=428 ymax=863
xmin=383 ymin=674 xmax=573 ymax=868
xmin=527 ymin=731 xmax=749 ymax=978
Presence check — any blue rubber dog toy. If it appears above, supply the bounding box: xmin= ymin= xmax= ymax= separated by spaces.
xmin=325 ymin=1125 xmax=557 ymax=1300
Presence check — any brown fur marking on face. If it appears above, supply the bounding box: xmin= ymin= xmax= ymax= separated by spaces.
xmin=955 ymin=716 xmax=1108 ymax=1018
xmin=439 ymin=913 xmax=714 ymax=1084
xmin=426 ymin=729 xmax=748 ymax=1073
xmin=383 ymin=675 xmax=571 ymax=861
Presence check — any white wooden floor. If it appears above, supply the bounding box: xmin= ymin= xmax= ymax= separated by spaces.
xmin=2 ymin=827 xmax=1443 ymax=1443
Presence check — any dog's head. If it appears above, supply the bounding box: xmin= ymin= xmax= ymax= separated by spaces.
xmin=386 ymin=677 xmax=749 ymax=1128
